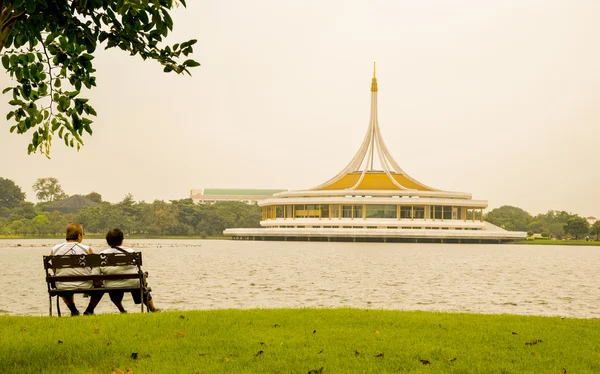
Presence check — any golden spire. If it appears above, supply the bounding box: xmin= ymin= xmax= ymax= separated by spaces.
xmin=371 ymin=62 xmax=378 ymax=92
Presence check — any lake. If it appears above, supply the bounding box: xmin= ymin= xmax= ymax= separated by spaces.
xmin=1 ymin=239 xmax=598 ymax=318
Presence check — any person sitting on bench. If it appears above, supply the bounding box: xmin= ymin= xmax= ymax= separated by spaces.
xmin=50 ymin=223 xmax=103 ymax=316
xmin=97 ymin=228 xmax=158 ymax=313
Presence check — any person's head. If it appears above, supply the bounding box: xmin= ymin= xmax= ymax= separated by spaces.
xmin=65 ymin=223 xmax=84 ymax=242
xmin=106 ymin=228 xmax=124 ymax=248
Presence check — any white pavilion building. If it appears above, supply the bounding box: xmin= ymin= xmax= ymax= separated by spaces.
xmin=224 ymin=66 xmax=526 ymax=243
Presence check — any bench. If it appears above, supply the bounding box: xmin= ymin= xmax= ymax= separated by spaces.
xmin=43 ymin=252 xmax=149 ymax=317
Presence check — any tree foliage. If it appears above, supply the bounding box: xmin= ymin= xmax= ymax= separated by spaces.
xmin=0 ymin=0 xmax=199 ymax=157
xmin=590 ymin=221 xmax=600 ymax=241
xmin=563 ymin=217 xmax=589 ymax=240
xmin=0 ymin=177 xmax=25 ymax=209
xmin=484 ymin=205 xmax=532 ymax=232
xmin=32 ymin=177 xmax=67 ymax=202
xmin=84 ymin=191 xmax=102 ymax=203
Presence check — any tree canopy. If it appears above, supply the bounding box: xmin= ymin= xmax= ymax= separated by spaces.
xmin=0 ymin=0 xmax=199 ymax=157
xmin=32 ymin=177 xmax=67 ymax=203
xmin=0 ymin=177 xmax=25 ymax=209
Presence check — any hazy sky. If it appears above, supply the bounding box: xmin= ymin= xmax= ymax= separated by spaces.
xmin=1 ymin=0 xmax=599 ymax=216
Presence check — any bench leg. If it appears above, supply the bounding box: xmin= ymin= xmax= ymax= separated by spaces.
xmin=49 ymin=295 xmax=52 ymax=317
xmin=57 ymin=296 xmax=61 ymax=317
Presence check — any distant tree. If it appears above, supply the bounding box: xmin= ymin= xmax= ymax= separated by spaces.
xmin=31 ymin=214 xmax=51 ymax=236
xmin=0 ymin=177 xmax=25 ymax=209
xmin=527 ymin=220 xmax=544 ymax=234
xmin=563 ymin=217 xmax=589 ymax=240
xmin=1 ymin=0 xmax=199 ymax=156
xmin=484 ymin=205 xmax=532 ymax=232
xmin=531 ymin=210 xmax=574 ymax=239
xmin=32 ymin=177 xmax=67 ymax=202
xmin=10 ymin=201 xmax=37 ymax=219
xmin=589 ymin=221 xmax=600 ymax=241
xmin=84 ymin=192 xmax=102 ymax=203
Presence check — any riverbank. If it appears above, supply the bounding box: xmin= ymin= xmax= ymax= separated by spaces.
xmin=1 ymin=309 xmax=598 ymax=373
xmin=514 ymin=239 xmax=600 ymax=246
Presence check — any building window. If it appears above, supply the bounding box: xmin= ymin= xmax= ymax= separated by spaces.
xmin=320 ymin=204 xmax=329 ymax=219
xmin=413 ymin=206 xmax=425 ymax=219
xmin=443 ymin=206 xmax=452 ymax=220
xmin=286 ymin=205 xmax=293 ymax=218
xmin=276 ymin=206 xmax=284 ymax=218
xmin=330 ymin=204 xmax=340 ymax=219
xmin=400 ymin=206 xmax=412 ymax=219
xmin=366 ymin=204 xmax=397 ymax=218
xmin=353 ymin=205 xmax=363 ymax=219
xmin=342 ymin=205 xmax=353 ymax=218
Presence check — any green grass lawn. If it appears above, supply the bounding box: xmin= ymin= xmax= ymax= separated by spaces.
xmin=514 ymin=239 xmax=600 ymax=246
xmin=1 ymin=309 xmax=598 ymax=373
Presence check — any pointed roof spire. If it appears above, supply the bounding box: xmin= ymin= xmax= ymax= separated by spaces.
xmin=371 ymin=62 xmax=378 ymax=92
xmin=310 ymin=65 xmax=440 ymax=192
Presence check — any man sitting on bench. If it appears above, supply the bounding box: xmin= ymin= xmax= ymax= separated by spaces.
xmin=97 ymin=228 xmax=158 ymax=313
xmin=50 ymin=223 xmax=103 ymax=316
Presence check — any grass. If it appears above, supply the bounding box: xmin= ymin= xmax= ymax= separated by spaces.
xmin=1 ymin=309 xmax=599 ymax=373
xmin=514 ymin=239 xmax=600 ymax=246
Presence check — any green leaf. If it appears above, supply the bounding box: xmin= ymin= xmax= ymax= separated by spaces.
xmin=9 ymin=55 xmax=19 ymax=67
xmin=1 ymin=55 xmax=8 ymax=69
xmin=183 ymin=59 xmax=200 ymax=68
xmin=26 ymin=0 xmax=36 ymax=13
xmin=2 ymin=87 xmax=12 ymax=94
xmin=54 ymin=78 xmax=61 ymax=88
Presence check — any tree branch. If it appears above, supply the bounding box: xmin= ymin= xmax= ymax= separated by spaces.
xmin=41 ymin=41 xmax=54 ymax=117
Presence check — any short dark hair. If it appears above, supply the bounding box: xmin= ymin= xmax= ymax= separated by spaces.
xmin=66 ymin=223 xmax=83 ymax=241
xmin=106 ymin=228 xmax=124 ymax=247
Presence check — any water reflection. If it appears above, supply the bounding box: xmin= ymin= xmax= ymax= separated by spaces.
xmin=1 ymin=239 xmax=599 ymax=318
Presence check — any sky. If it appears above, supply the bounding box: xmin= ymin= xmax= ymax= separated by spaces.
xmin=1 ymin=0 xmax=599 ymax=216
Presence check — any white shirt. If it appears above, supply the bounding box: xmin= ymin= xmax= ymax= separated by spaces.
xmin=51 ymin=242 xmax=93 ymax=290
xmin=96 ymin=246 xmax=140 ymax=288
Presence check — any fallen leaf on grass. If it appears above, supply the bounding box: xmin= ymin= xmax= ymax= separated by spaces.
xmin=255 ymin=350 xmax=264 ymax=357
xmin=273 ymin=324 xmax=280 ymax=328
xmin=354 ymin=350 xmax=360 ymax=356
xmin=131 ymin=352 xmax=138 ymax=360
xmin=55 ymin=355 xmax=64 ymax=360
xmin=57 ymin=340 xmax=63 ymax=345
xmin=511 ymin=332 xmax=518 ymax=335
xmin=259 ymin=342 xmax=265 ymax=345
xmin=448 ymin=357 xmax=457 ymax=362
xmin=308 ymin=367 xmax=324 ymax=373
xmin=224 ymin=357 xmax=231 ymax=362
xmin=94 ymin=328 xmax=100 ymax=334
xmin=374 ymin=353 xmax=384 ymax=358
xmin=420 ymin=359 xmax=430 ymax=365
xmin=318 ymin=350 xmax=324 ymax=354
xmin=372 ymin=330 xmax=380 ymax=335
xmin=176 ymin=332 xmax=186 ymax=338
xmin=525 ymin=339 xmax=542 ymax=345
xmin=313 ymin=330 xmax=317 ymax=334
xmin=562 ymin=369 xmax=567 ymax=374
xmin=179 ymin=315 xmax=185 ymax=319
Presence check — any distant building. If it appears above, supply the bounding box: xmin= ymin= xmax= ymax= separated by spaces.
xmin=46 ymin=195 xmax=101 ymax=214
xmin=586 ymin=216 xmax=597 ymax=225
xmin=224 ymin=66 xmax=527 ymax=243
xmin=190 ymin=189 xmax=287 ymax=205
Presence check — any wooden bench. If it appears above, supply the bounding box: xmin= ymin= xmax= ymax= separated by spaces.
xmin=43 ymin=252 xmax=149 ymax=317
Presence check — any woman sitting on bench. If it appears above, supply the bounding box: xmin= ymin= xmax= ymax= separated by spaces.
xmin=97 ymin=228 xmax=158 ymax=313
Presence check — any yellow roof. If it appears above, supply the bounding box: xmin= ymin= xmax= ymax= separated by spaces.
xmin=316 ymin=172 xmax=434 ymax=191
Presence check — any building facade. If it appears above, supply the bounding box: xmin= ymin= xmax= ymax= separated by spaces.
xmin=190 ymin=188 xmax=286 ymax=205
xmin=224 ymin=66 xmax=526 ymax=243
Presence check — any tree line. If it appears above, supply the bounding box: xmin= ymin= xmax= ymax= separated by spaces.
xmin=0 ymin=177 xmax=260 ymax=237
xmin=484 ymin=205 xmax=600 ymax=240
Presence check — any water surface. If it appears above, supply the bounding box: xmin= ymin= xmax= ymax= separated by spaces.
xmin=1 ymin=239 xmax=598 ymax=318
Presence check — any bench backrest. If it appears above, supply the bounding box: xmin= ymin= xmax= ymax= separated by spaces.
xmin=43 ymin=252 xmax=143 ymax=269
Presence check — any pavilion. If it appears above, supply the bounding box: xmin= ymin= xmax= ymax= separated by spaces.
xmin=224 ymin=66 xmax=526 ymax=243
